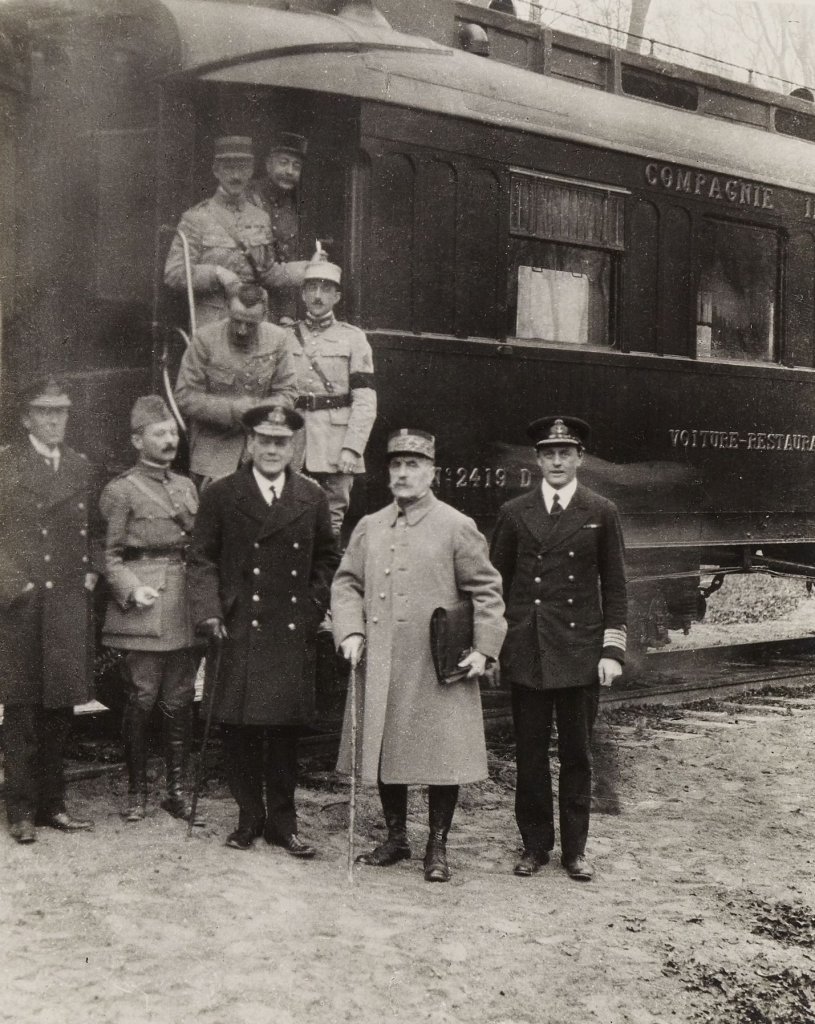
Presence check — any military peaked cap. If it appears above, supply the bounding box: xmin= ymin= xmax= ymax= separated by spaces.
xmin=242 ymin=403 xmax=304 ymax=436
xmin=267 ymin=132 xmax=308 ymax=157
xmin=527 ymin=415 xmax=590 ymax=449
xmin=21 ymin=377 xmax=71 ymax=409
xmin=213 ymin=136 xmax=254 ymax=160
xmin=303 ymin=259 xmax=342 ymax=286
xmin=387 ymin=428 xmax=435 ymax=460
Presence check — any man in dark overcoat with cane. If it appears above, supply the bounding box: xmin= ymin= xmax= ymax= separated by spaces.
xmin=0 ymin=378 xmax=96 ymax=843
xmin=490 ymin=416 xmax=627 ymax=882
xmin=187 ymin=403 xmax=339 ymax=853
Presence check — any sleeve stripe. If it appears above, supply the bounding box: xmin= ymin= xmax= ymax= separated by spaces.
xmin=603 ymin=627 xmax=627 ymax=651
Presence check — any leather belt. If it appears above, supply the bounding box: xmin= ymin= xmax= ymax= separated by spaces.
xmin=122 ymin=547 xmax=186 ymax=562
xmin=294 ymin=393 xmax=351 ymax=412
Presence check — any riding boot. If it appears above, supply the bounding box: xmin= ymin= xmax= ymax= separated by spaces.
xmin=160 ymin=709 xmax=193 ymax=821
xmin=122 ymin=706 xmax=150 ymax=822
xmin=356 ymin=781 xmax=411 ymax=866
xmin=424 ymin=785 xmax=459 ymax=883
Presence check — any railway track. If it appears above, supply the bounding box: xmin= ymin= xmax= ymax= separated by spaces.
xmin=29 ymin=635 xmax=812 ymax=789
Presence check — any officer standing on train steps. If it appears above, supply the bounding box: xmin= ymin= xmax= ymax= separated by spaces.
xmin=490 ymin=416 xmax=627 ymax=883
xmin=286 ymin=258 xmax=377 ymax=536
xmin=0 ymin=378 xmax=95 ymax=844
xmin=164 ymin=136 xmax=309 ymax=327
xmin=99 ymin=396 xmax=200 ymax=823
xmin=250 ymin=132 xmax=308 ymax=322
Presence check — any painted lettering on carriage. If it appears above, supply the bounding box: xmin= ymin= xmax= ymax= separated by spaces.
xmin=669 ymin=428 xmax=815 ymax=451
xmin=645 ymin=163 xmax=774 ymax=210
xmin=433 ymin=466 xmax=534 ymax=490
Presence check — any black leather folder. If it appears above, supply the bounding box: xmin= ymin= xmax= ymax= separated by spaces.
xmin=430 ymin=600 xmax=474 ymax=684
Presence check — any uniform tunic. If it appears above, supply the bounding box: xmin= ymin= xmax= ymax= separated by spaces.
xmin=286 ymin=316 xmax=377 ymax=474
xmin=332 ymin=491 xmax=507 ymax=787
xmin=164 ymin=189 xmax=307 ymax=326
xmin=174 ymin=318 xmax=297 ymax=481
xmin=250 ymin=182 xmax=301 ymax=320
xmin=187 ymin=465 xmax=339 ymax=726
xmin=99 ymin=462 xmax=198 ymax=651
xmin=0 ymin=442 xmax=94 ymax=707
xmin=489 ymin=483 xmax=627 ymax=690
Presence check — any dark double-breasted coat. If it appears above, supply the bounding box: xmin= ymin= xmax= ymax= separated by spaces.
xmin=0 ymin=442 xmax=94 ymax=707
xmin=187 ymin=465 xmax=339 ymax=725
xmin=489 ymin=483 xmax=627 ymax=689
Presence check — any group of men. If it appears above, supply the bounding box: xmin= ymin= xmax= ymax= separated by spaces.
xmin=0 ymin=130 xmax=628 ymax=885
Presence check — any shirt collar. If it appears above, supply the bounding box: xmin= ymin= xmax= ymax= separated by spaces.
xmin=541 ymin=477 xmax=577 ymax=512
xmin=305 ymin=312 xmax=335 ymax=332
xmin=252 ymin=466 xmax=285 ymax=503
xmin=388 ymin=489 xmax=437 ymax=527
xmin=29 ymin=434 xmax=60 ymax=468
xmin=136 ymin=459 xmax=171 ymax=481
xmin=214 ymin=186 xmax=246 ymax=212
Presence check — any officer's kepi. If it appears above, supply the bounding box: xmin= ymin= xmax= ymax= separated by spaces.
xmin=22 ymin=377 xmax=71 ymax=409
xmin=242 ymin=404 xmax=304 ymax=436
xmin=527 ymin=416 xmax=590 ymax=449
xmin=387 ymin=428 xmax=435 ymax=461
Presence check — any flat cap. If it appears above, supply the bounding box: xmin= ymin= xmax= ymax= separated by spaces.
xmin=242 ymin=403 xmax=304 ymax=436
xmin=303 ymin=259 xmax=342 ymax=286
xmin=267 ymin=132 xmax=308 ymax=157
xmin=213 ymin=135 xmax=254 ymax=160
xmin=527 ymin=415 xmax=590 ymax=449
xmin=387 ymin=428 xmax=435 ymax=461
xmin=131 ymin=395 xmax=174 ymax=432
xmin=21 ymin=377 xmax=71 ymax=409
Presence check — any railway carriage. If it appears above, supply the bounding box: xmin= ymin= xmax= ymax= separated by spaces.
xmin=1 ymin=0 xmax=815 ymax=649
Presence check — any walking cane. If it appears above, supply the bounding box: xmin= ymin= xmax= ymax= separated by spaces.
xmin=187 ymin=636 xmax=224 ymax=837
xmin=347 ymin=660 xmax=358 ymax=883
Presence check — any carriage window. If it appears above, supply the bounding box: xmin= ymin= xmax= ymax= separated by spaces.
xmin=509 ymin=172 xmax=624 ymax=346
xmin=696 ymin=220 xmax=779 ymax=362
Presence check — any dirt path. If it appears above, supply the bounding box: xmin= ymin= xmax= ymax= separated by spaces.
xmin=3 ymin=691 xmax=815 ymax=1024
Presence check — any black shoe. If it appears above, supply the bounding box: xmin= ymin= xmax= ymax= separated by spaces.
xmin=9 ymin=818 xmax=36 ymax=844
xmin=423 ymin=831 xmax=450 ymax=883
xmin=226 ymin=827 xmax=256 ymax=850
xmin=356 ymin=837 xmax=411 ymax=867
xmin=561 ymin=853 xmax=594 ymax=881
xmin=513 ymin=849 xmax=550 ymax=877
xmin=161 ymin=794 xmax=193 ymax=822
xmin=35 ymin=811 xmax=94 ymax=832
xmin=267 ymin=833 xmax=316 ymax=859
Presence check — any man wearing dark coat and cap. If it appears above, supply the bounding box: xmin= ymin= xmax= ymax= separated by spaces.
xmin=99 ymin=396 xmax=200 ymax=823
xmin=0 ymin=378 xmax=95 ymax=843
xmin=187 ymin=403 xmax=339 ymax=854
xmin=490 ymin=416 xmax=627 ymax=882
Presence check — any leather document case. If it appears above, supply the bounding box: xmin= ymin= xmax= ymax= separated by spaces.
xmin=430 ymin=600 xmax=474 ymax=685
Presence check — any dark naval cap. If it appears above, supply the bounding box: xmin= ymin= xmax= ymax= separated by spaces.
xmin=213 ymin=136 xmax=254 ymax=160
xmin=242 ymin=403 xmax=304 ymax=437
xmin=387 ymin=428 xmax=435 ymax=461
xmin=527 ymin=416 xmax=590 ymax=449
xmin=267 ymin=132 xmax=308 ymax=157
xmin=131 ymin=395 xmax=174 ymax=432
xmin=21 ymin=377 xmax=72 ymax=409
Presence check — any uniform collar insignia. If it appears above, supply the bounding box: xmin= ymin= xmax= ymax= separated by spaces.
xmin=305 ymin=312 xmax=335 ymax=331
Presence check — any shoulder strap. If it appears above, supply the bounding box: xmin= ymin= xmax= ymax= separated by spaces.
xmin=126 ymin=472 xmax=180 ymax=520
xmin=294 ymin=323 xmax=335 ymax=394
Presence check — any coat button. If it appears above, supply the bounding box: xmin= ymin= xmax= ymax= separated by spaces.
xmin=569 ymin=622 xmax=576 ymax=628
xmin=379 ymin=592 xmax=386 ymax=599
xmin=79 ymin=528 xmax=87 ymax=537
xmin=534 ymin=576 xmax=541 ymax=584
xmin=251 ymin=619 xmax=259 ymax=628
xmin=293 ymin=542 xmax=300 ymax=550
xmin=534 ymin=599 xmax=541 ymax=606
xmin=45 ymin=581 xmax=54 ymax=589
xmin=288 ymin=623 xmax=296 ymax=631
xmin=41 ymin=528 xmax=48 ymax=537
xmin=567 ymin=598 xmax=574 ymax=605
xmin=568 ymin=551 xmax=574 ymax=558
xmin=372 ymin=616 xmax=379 ymax=623
xmin=253 ymin=568 xmax=260 ymax=575
xmin=78 ymin=502 xmax=85 ymax=510
xmin=254 ymin=542 xmax=260 ymax=550
xmin=82 ymin=556 xmax=89 ymax=564
xmin=44 ymin=554 xmax=51 ymax=562
xmin=384 ymin=568 xmax=390 ymax=575
xmin=291 ymin=596 xmax=297 ymax=603
xmin=252 ymin=594 xmax=260 ymax=602
xmin=568 ymin=575 xmax=575 ymax=582
xmin=291 ymin=569 xmax=298 ymax=577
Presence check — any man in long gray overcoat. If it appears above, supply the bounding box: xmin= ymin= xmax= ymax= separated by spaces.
xmin=187 ymin=403 xmax=339 ymax=854
xmin=0 ymin=379 xmax=95 ymax=843
xmin=332 ymin=428 xmax=506 ymax=883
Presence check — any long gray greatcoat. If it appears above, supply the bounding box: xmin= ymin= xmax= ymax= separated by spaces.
xmin=332 ymin=491 xmax=507 ymax=787
xmin=187 ymin=465 xmax=339 ymax=726
xmin=0 ymin=442 xmax=94 ymax=707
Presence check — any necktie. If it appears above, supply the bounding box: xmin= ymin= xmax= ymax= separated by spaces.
xmin=550 ymin=492 xmax=562 ymax=518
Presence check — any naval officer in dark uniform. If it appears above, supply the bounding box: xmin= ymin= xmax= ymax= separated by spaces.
xmin=490 ymin=416 xmax=627 ymax=882
xmin=99 ymin=396 xmax=200 ymax=823
xmin=187 ymin=403 xmax=339 ymax=854
xmin=0 ymin=379 xmax=95 ymax=843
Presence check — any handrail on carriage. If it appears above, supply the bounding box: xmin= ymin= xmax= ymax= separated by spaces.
xmin=154 ymin=225 xmax=198 ymax=433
